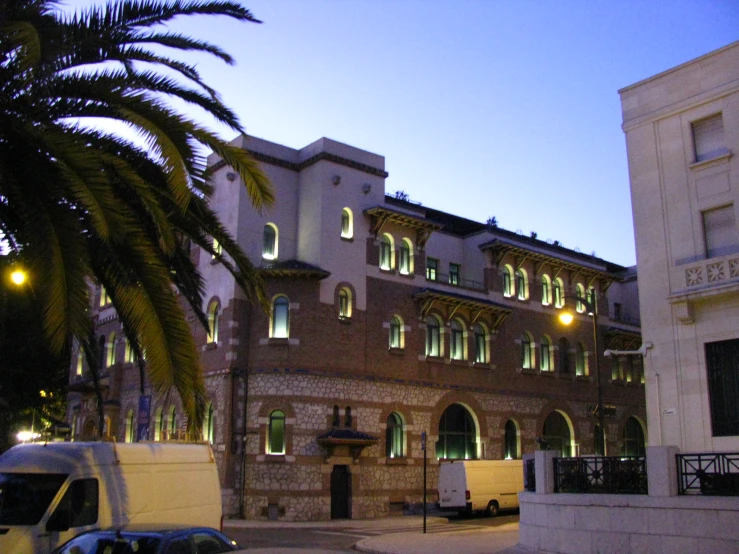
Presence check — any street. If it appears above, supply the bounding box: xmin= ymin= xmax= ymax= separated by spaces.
xmin=226 ymin=513 xmax=519 ymax=552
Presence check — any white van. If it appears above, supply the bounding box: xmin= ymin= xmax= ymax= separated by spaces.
xmin=0 ymin=441 xmax=222 ymax=553
xmin=438 ymin=459 xmax=524 ymax=516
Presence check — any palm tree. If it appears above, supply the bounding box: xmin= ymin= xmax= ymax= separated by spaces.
xmin=0 ymin=0 xmax=274 ymax=432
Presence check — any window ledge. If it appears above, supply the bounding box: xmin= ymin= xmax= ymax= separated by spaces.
xmin=519 ymin=368 xmax=539 ymax=375
xmin=340 ymin=236 xmax=354 ymax=242
xmin=575 ymin=375 xmax=592 ymax=382
xmin=449 ymin=358 xmax=469 ymax=366
xmin=539 ymin=370 xmax=556 ymax=377
xmin=379 ymin=267 xmax=396 ymax=274
xmin=423 ymin=355 xmax=445 ymax=364
xmin=338 ymin=316 xmax=352 ymax=324
xmin=260 ymin=337 xmax=299 ymax=346
xmin=265 ymin=454 xmax=287 ymax=463
xmin=210 ymin=259 xmax=219 ymax=265
xmin=473 ymin=362 xmax=494 ymax=369
xmin=689 ymin=150 xmax=732 ymax=170
xmin=205 ymin=342 xmax=218 ymax=351
xmin=389 ymin=347 xmax=405 ymax=355
xmin=398 ymin=271 xmax=414 ymax=279
xmin=385 ymin=457 xmax=410 ymax=466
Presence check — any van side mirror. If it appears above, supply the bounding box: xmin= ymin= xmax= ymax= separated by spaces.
xmin=46 ymin=509 xmax=71 ymax=532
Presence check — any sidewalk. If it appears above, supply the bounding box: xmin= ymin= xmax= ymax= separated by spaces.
xmin=225 ymin=515 xmax=536 ymax=553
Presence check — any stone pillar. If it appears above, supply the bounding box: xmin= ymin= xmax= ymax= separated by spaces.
xmin=535 ymin=450 xmax=558 ymax=494
xmin=647 ymin=445 xmax=680 ymax=497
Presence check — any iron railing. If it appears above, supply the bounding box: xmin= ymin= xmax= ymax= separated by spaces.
xmin=677 ymin=452 xmax=739 ymax=496
xmin=554 ymin=456 xmax=647 ymax=494
xmin=524 ymin=457 xmax=536 ymax=492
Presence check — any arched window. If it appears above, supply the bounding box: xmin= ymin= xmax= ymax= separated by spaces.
xmin=106 ymin=332 xmax=116 ymax=367
xmin=399 ymin=238 xmax=413 ymax=275
xmin=167 ymin=405 xmax=177 ymax=439
xmin=438 ymin=404 xmax=478 ymax=460
xmin=450 ymin=319 xmax=466 ymax=361
xmin=425 ymin=315 xmax=441 ymax=357
xmin=576 ymin=284 xmax=586 ymax=313
xmin=575 ymin=342 xmax=588 ymax=376
xmin=271 ymin=295 xmax=290 ymax=338
xmin=124 ymin=338 xmax=135 ymax=364
xmin=338 ymin=287 xmax=351 ymax=319
xmin=515 ymin=269 xmax=528 ymax=300
xmin=558 ymin=337 xmax=570 ymax=374
xmin=379 ymin=233 xmax=394 ymax=270
xmin=504 ymin=420 xmax=519 ymax=459
xmin=99 ymin=286 xmax=111 ymax=307
xmin=521 ymin=332 xmax=535 ymax=369
xmin=262 ymin=223 xmax=278 ymax=260
xmin=542 ymin=411 xmax=572 ymax=457
xmin=502 ymin=265 xmax=514 ymax=297
xmin=76 ymin=350 xmax=84 ymax=376
xmin=389 ymin=315 xmax=404 ymax=349
xmin=587 ymin=287 xmax=597 ymax=313
xmin=268 ymin=410 xmax=286 ymax=454
xmin=344 ymin=406 xmax=352 ymax=427
xmin=386 ymin=412 xmax=404 ymax=458
xmin=154 ymin=407 xmax=163 ymax=441
xmin=473 ymin=323 xmax=488 ymax=364
xmin=623 ymin=417 xmax=646 ymax=457
xmin=540 ymin=336 xmax=552 ymax=372
xmin=212 ymin=238 xmax=222 ymax=260
xmin=125 ymin=410 xmax=135 ymax=443
xmin=553 ymin=278 xmax=565 ymax=308
xmin=541 ymin=275 xmax=552 ymax=306
xmin=207 ymin=300 xmax=220 ymax=344
xmin=203 ymin=402 xmax=215 ymax=443
xmin=341 ymin=208 xmax=353 ymax=239
xmin=98 ymin=335 xmax=106 ymax=369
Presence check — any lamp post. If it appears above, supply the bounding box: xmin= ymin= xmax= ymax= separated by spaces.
xmin=559 ymin=295 xmax=605 ymax=455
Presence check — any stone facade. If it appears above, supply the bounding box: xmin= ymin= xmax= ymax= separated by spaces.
xmin=67 ymin=135 xmax=645 ymax=521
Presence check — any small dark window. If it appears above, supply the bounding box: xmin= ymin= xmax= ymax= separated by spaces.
xmin=449 ymin=263 xmax=460 ymax=286
xmin=344 ymin=406 xmax=352 ymax=427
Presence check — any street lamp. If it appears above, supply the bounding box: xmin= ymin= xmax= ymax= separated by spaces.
xmin=559 ymin=295 xmax=606 ymax=455
xmin=10 ymin=269 xmax=27 ymax=286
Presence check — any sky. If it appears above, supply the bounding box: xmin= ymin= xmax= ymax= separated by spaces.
xmin=60 ymin=0 xmax=739 ymax=267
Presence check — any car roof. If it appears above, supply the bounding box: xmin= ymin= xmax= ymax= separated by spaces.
xmin=85 ymin=525 xmax=218 ymax=537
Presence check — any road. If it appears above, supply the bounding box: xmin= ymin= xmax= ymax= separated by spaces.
xmin=226 ymin=513 xmax=519 ymax=552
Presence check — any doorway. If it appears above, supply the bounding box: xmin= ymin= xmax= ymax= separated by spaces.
xmin=330 ymin=465 xmax=351 ymax=519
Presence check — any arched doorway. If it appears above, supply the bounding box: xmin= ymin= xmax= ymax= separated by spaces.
xmin=623 ymin=417 xmax=646 ymax=456
xmin=437 ymin=403 xmax=478 ymax=459
xmin=542 ymin=411 xmax=572 ymax=457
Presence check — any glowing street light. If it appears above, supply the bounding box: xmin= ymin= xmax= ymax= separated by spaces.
xmin=10 ymin=269 xmax=27 ymax=286
xmin=559 ymin=295 xmax=605 ymax=455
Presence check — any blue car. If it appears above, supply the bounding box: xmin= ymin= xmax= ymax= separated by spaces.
xmin=51 ymin=526 xmax=240 ymax=554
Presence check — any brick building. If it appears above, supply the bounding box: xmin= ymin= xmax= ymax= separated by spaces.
xmin=67 ymin=135 xmax=645 ymax=521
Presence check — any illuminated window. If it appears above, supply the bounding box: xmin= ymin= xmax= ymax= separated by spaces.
xmin=389 ymin=315 xmax=404 ymax=349
xmin=154 ymin=407 xmax=163 ymax=441
xmin=386 ymin=412 xmax=404 ymax=458
xmin=450 ymin=319 xmax=466 ymax=361
xmin=338 ymin=288 xmax=351 ymax=319
xmin=515 ymin=269 xmax=528 ymax=300
xmin=541 ymin=275 xmax=552 ymax=306
xmin=203 ymin=402 xmax=215 ymax=443
xmin=105 ymin=332 xmax=116 ymax=367
xmin=449 ymin=263 xmax=460 ymax=286
xmin=540 ymin=336 xmax=552 ymax=371
xmin=99 ymin=286 xmax=111 ymax=307
xmin=503 ymin=266 xmax=514 ymax=297
xmin=622 ymin=417 xmax=645 ymax=457
xmin=212 ymin=238 xmax=222 ymax=260
xmin=437 ymin=403 xmax=478 ymax=460
xmin=504 ymin=420 xmax=519 ymax=459
xmin=425 ymin=315 xmax=441 ymax=357
xmin=271 ymin=296 xmax=290 ymax=338
xmin=379 ymin=233 xmax=394 ymax=270
xmin=167 ymin=405 xmax=177 ymax=439
xmin=576 ymin=284 xmax=586 ymax=313
xmin=399 ymin=239 xmax=413 ymax=275
xmin=76 ymin=350 xmax=84 ymax=375
xmin=124 ymin=339 xmax=135 ymax=364
xmin=473 ymin=323 xmax=488 ymax=364
xmin=207 ymin=300 xmax=220 ymax=344
xmin=426 ymin=257 xmax=438 ymax=281
xmin=521 ymin=332 xmax=535 ymax=369
xmin=341 ymin=208 xmax=353 ymax=239
xmin=542 ymin=411 xmax=572 ymax=457
xmin=124 ymin=410 xmax=135 ymax=443
xmin=553 ymin=278 xmax=565 ymax=308
xmin=263 ymin=223 xmax=278 ymax=260
xmin=268 ymin=410 xmax=286 ymax=454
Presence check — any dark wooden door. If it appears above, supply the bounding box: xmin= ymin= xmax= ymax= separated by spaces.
xmin=330 ymin=465 xmax=351 ymax=519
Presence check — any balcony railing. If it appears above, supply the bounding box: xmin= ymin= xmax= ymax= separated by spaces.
xmin=553 ymin=456 xmax=647 ymax=494
xmin=677 ymin=452 xmax=739 ymax=496
xmin=426 ymin=273 xmax=485 ymax=291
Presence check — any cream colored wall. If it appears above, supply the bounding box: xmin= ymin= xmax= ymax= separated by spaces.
xmin=621 ymin=41 xmax=739 ymax=452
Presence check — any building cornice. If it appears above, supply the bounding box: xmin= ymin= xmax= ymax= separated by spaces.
xmin=211 ymin=150 xmax=389 ymax=178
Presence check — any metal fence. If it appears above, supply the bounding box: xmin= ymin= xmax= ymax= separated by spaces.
xmin=677 ymin=452 xmax=739 ymax=496
xmin=554 ymin=456 xmax=647 ymax=494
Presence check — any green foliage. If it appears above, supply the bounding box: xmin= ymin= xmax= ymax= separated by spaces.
xmin=0 ymin=0 xmax=274 ymax=431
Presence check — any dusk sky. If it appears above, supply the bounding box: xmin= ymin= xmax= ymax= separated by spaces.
xmin=62 ymin=0 xmax=739 ymax=267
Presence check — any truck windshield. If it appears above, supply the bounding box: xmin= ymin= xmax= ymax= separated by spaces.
xmin=0 ymin=473 xmax=67 ymax=525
